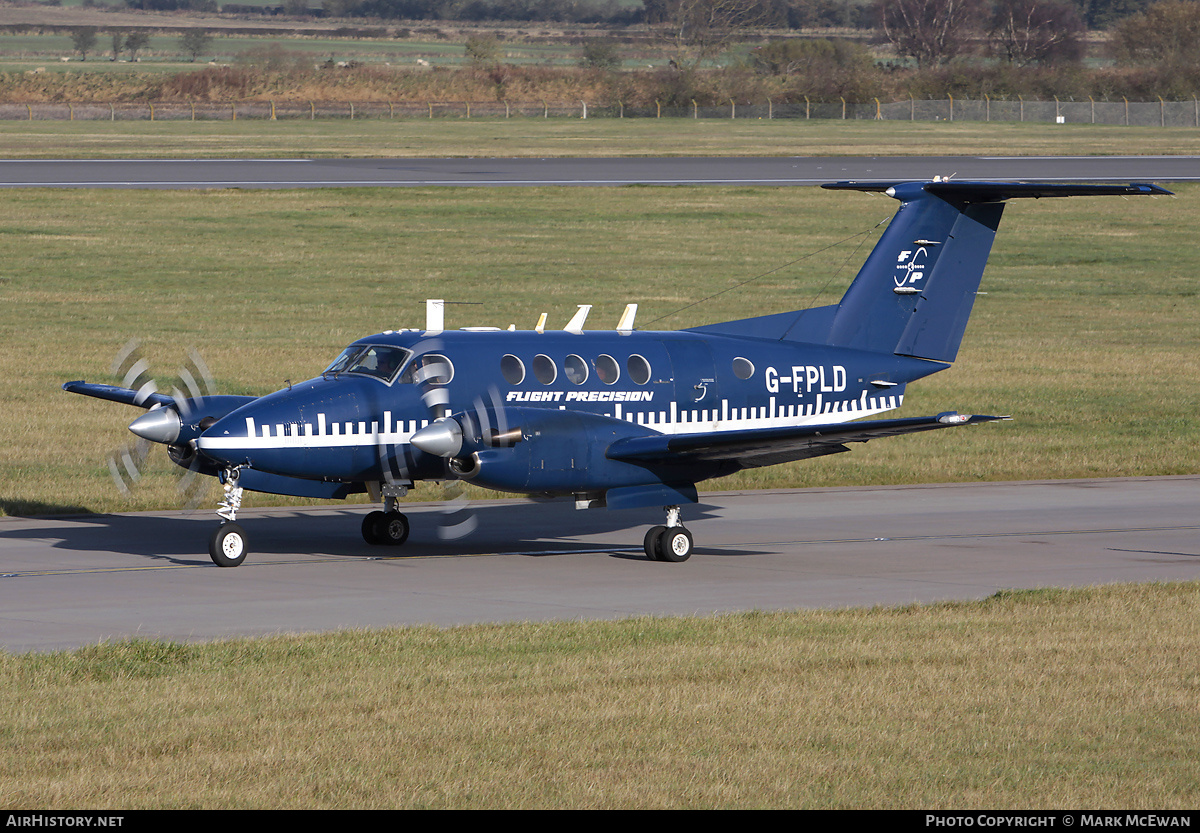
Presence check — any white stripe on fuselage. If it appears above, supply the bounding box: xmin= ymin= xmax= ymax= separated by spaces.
xmin=196 ymin=394 xmax=904 ymax=452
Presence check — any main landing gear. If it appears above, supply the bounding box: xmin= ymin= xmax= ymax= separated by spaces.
xmin=643 ymin=505 xmax=693 ymax=563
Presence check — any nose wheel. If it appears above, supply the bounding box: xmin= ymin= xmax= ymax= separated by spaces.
xmin=209 ymin=522 xmax=248 ymax=568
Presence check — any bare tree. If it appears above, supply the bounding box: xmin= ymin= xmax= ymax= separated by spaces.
xmin=70 ymin=27 xmax=98 ymax=62
xmin=875 ymin=0 xmax=982 ymax=68
xmin=124 ymin=31 xmax=150 ymax=62
xmin=1110 ymin=0 xmax=1200 ymax=67
xmin=989 ymin=0 xmax=1085 ymax=65
xmin=652 ymin=0 xmax=781 ymax=69
xmin=179 ymin=30 xmax=213 ymax=63
xmin=109 ymin=30 xmax=124 ymax=62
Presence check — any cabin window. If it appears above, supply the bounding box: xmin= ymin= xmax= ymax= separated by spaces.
xmin=533 ymin=354 xmax=557 ymax=385
xmin=398 ymin=352 xmax=454 ymax=386
xmin=564 ymin=354 xmax=588 ymax=385
xmin=501 ymin=354 xmax=525 ymax=386
xmin=324 ymin=344 xmax=411 ymax=384
xmin=733 ymin=357 xmax=755 ymax=380
xmin=594 ymin=354 xmax=619 ymax=385
xmin=627 ymin=354 xmax=651 ymax=385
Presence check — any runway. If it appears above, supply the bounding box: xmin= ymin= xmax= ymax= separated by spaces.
xmin=2 ymin=476 xmax=1198 ymax=653
xmin=0 ymin=155 xmax=1197 ymax=188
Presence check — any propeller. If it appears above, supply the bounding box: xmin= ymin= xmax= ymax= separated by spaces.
xmin=105 ymin=339 xmax=218 ymax=508
xmin=400 ymin=339 xmax=526 ymax=542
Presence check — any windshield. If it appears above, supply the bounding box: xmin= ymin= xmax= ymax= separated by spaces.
xmin=323 ymin=345 xmax=411 ymax=384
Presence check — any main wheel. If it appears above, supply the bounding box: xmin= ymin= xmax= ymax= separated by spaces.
xmin=659 ymin=527 xmax=693 ymax=563
xmin=209 ymin=522 xmax=248 ymax=568
xmin=643 ymin=525 xmax=667 ymax=561
xmin=362 ymin=511 xmax=385 ymax=545
xmin=379 ymin=511 xmax=410 ymax=546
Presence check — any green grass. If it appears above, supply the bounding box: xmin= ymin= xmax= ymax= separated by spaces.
xmin=2 ymin=581 xmax=1198 ymax=808
xmin=0 ymin=118 xmax=1199 ymax=160
xmin=2 ymin=182 xmax=1194 ymax=515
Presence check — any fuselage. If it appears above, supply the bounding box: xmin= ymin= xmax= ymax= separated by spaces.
xmin=197 ymin=327 xmax=943 ymax=497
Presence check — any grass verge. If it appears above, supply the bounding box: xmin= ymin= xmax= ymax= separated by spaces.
xmin=2 ymin=581 xmax=1197 ymax=808
xmin=0 ymin=118 xmax=1199 ymax=159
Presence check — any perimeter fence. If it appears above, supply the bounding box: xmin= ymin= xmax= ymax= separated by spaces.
xmin=3 ymin=97 xmax=1200 ymax=126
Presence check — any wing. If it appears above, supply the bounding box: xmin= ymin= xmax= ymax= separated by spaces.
xmin=606 ymin=412 xmax=1009 ymax=469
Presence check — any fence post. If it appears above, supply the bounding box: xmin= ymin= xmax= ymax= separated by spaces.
xmin=150 ymin=103 xmax=155 ymax=121
xmin=580 ymin=100 xmax=587 ymax=119
xmin=692 ymin=99 xmax=697 ymax=119
xmin=1054 ymin=96 xmax=1060 ymax=122
xmin=875 ymin=98 xmax=881 ymax=120
xmin=1159 ymin=96 xmax=1165 ymax=127
xmin=1124 ymin=97 xmax=1128 ymax=126
xmin=1019 ymin=95 xmax=1024 ymax=122
xmin=543 ymin=101 xmax=548 ymax=118
xmin=1090 ymin=96 xmax=1094 ymax=124
xmin=270 ymin=101 xmax=276 ymax=121
xmin=232 ymin=105 xmax=236 ymax=121
xmin=841 ymin=97 xmax=846 ymax=120
xmin=390 ymin=102 xmax=394 ymax=119
xmin=910 ymin=95 xmax=914 ymax=120
xmin=767 ymin=98 xmax=772 ymax=119
xmin=191 ymin=102 xmax=195 ymax=121
xmin=730 ymin=98 xmax=735 ymax=119
xmin=350 ymin=103 xmax=355 ymax=120
xmin=618 ymin=100 xmax=623 ymax=118
xmin=985 ymin=94 xmax=989 ymax=122
xmin=504 ymin=100 xmax=509 ymax=118
xmin=68 ymin=104 xmax=73 ymax=121
xmin=656 ymin=100 xmax=661 ymax=119
xmin=429 ymin=102 xmax=433 ymax=119
xmin=26 ymin=104 xmax=31 ymax=121
xmin=465 ymin=103 xmax=470 ymax=119
xmin=948 ymin=93 xmax=953 ymax=122
xmin=805 ymin=96 xmax=810 ymax=120
xmin=111 ymin=104 xmax=115 ymax=122
xmin=311 ymin=101 xmax=315 ymax=120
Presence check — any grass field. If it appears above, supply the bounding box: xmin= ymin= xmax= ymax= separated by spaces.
xmin=1 ymin=118 xmax=1199 ymax=159
xmin=3 ymin=179 xmax=1194 ymax=515
xmin=3 ymin=581 xmax=1198 ymax=808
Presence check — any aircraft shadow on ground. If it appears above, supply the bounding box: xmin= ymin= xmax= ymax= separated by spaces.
xmin=0 ymin=500 xmax=765 ymax=566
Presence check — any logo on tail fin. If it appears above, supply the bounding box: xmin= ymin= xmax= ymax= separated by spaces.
xmin=894 ymin=247 xmax=929 ymax=289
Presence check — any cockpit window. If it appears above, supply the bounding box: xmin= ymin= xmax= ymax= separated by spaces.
xmin=398 ymin=352 xmax=454 ymax=386
xmin=324 ymin=345 xmax=411 ymax=384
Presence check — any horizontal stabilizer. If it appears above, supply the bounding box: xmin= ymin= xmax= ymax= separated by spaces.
xmin=607 ymin=412 xmax=1008 ymax=469
xmin=62 ymin=381 xmax=176 ymax=409
xmin=822 ymin=181 xmax=1173 ymax=201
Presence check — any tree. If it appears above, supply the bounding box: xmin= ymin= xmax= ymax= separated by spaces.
xmin=109 ymin=30 xmax=124 ymax=62
xmin=464 ymin=34 xmax=501 ymax=66
xmin=1110 ymin=0 xmax=1200 ymax=67
xmin=649 ymin=0 xmax=782 ymax=69
xmin=580 ymin=39 xmax=622 ymax=70
xmin=988 ymin=0 xmax=1085 ymax=66
xmin=179 ymin=30 xmax=213 ymax=63
xmin=124 ymin=31 xmax=150 ymax=62
xmin=70 ymin=27 xmax=98 ymax=62
xmin=875 ymin=0 xmax=983 ymax=68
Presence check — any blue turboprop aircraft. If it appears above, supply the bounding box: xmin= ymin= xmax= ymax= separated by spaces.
xmin=63 ymin=179 xmax=1170 ymax=567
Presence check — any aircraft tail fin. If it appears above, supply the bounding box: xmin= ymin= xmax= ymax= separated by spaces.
xmin=815 ymin=180 xmax=1170 ymax=363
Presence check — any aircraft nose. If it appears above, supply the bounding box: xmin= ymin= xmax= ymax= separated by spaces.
xmin=128 ymin=407 xmax=181 ymax=444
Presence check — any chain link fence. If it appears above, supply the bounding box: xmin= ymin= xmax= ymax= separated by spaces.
xmin=2 ymin=98 xmax=1198 ymax=126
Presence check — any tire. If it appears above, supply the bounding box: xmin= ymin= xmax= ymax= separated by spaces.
xmin=379 ymin=511 xmax=410 ymax=546
xmin=209 ymin=522 xmax=248 ymax=568
xmin=362 ymin=511 xmax=385 ymax=545
xmin=659 ymin=527 xmax=693 ymax=563
xmin=643 ymin=525 xmax=666 ymax=561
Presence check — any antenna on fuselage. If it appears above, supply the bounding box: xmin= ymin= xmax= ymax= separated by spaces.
xmin=535 ymin=313 xmax=547 ymax=334
xmin=617 ymin=303 xmax=637 ymax=335
xmin=564 ymin=305 xmax=592 ymax=335
xmin=425 ymin=299 xmax=444 ymax=335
